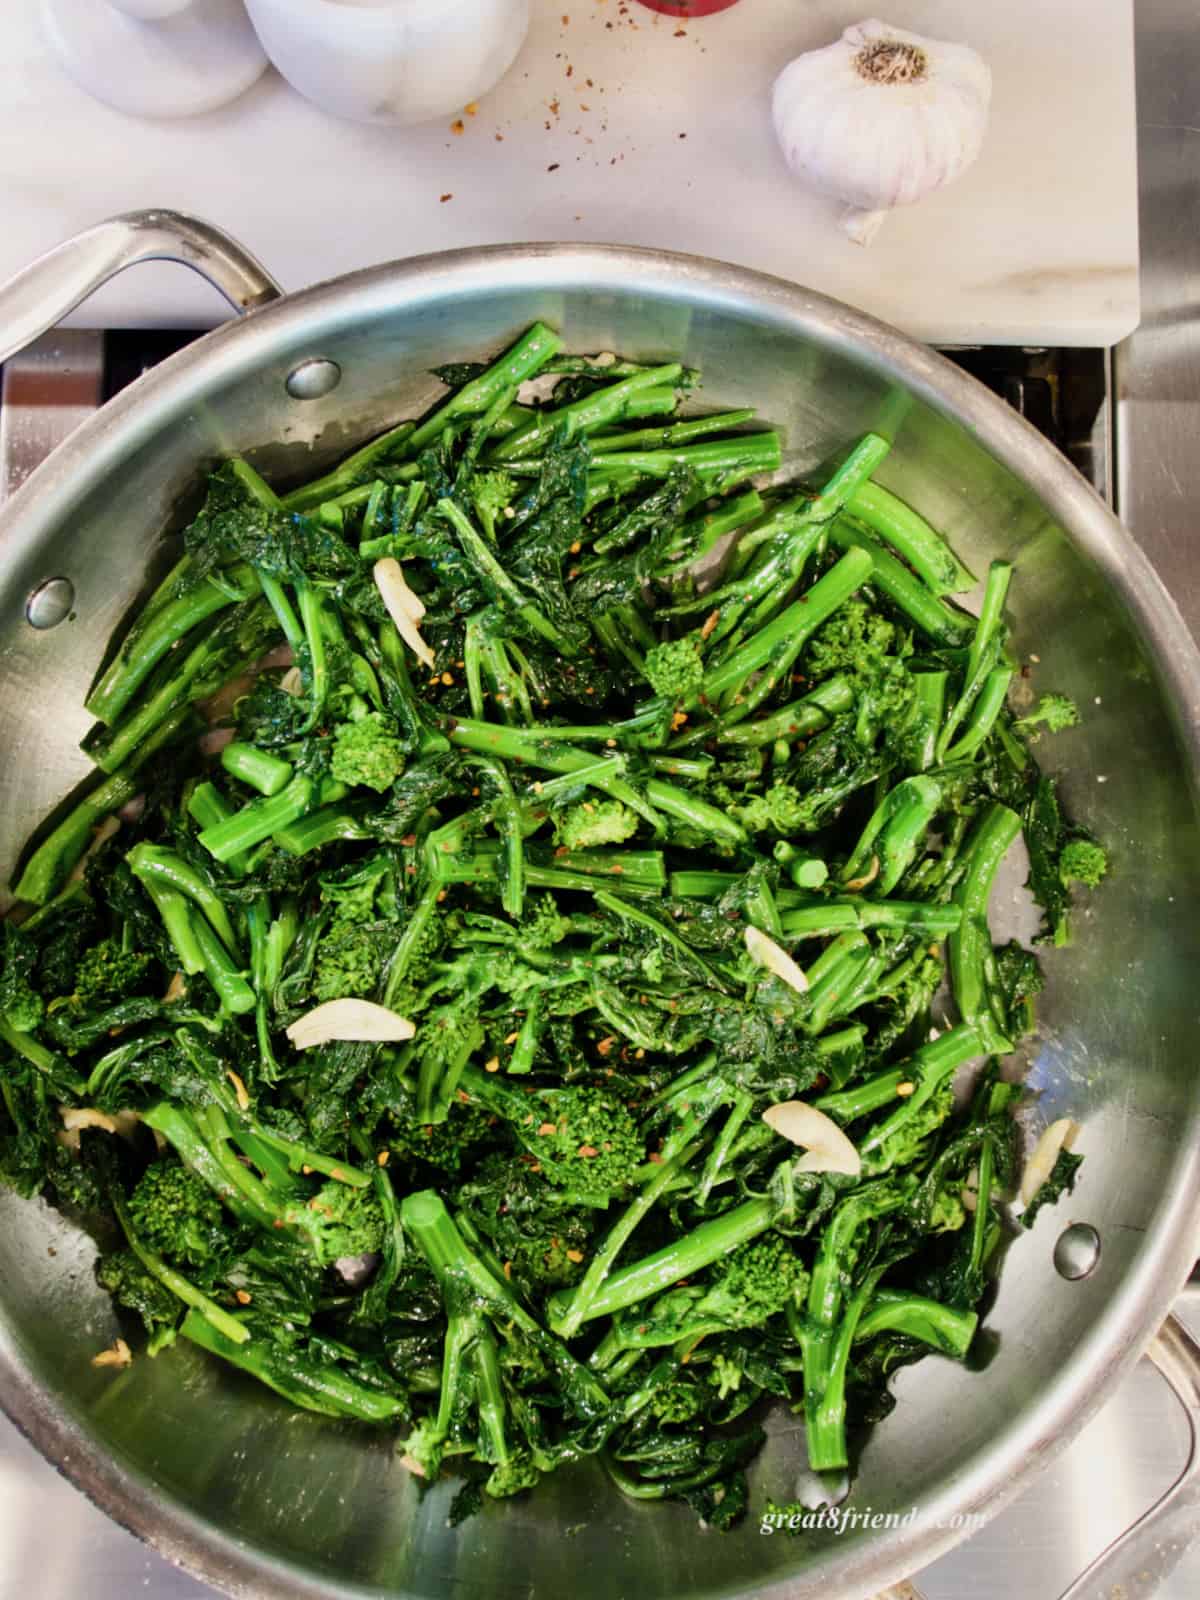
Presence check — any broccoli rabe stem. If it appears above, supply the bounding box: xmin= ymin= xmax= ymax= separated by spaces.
xmin=467 ymin=754 xmax=525 ymax=920
xmin=967 ymin=1080 xmax=1011 ymax=1280
xmin=280 ymin=421 xmax=417 ymax=513
xmin=382 ymin=881 xmax=442 ymax=1006
xmin=589 ymin=408 xmax=756 ymax=459
xmin=660 ymin=488 xmax=764 ymax=568
xmin=840 ymin=775 xmax=942 ymax=894
xmin=847 ymin=481 xmax=976 ymax=596
xmin=702 ymin=433 xmax=890 ymax=651
xmin=187 ymin=784 xmax=252 ymax=876
xmin=197 ymin=775 xmax=346 ymax=863
xmin=948 ymin=805 xmax=1022 ymax=1055
xmin=445 ymin=719 xmax=665 ymax=834
xmin=273 ymin=807 xmax=373 ymax=856
xmin=111 ymin=1186 xmax=249 ymax=1345
xmin=404 ymin=322 xmax=563 ymax=457
xmin=678 ymin=676 xmax=855 ymax=750
xmin=853 ymin=1287 xmax=978 ymax=1354
xmin=180 ymin=1311 xmax=410 ymax=1419
xmin=220 ymin=741 xmax=294 ymax=798
xmin=84 ymin=599 xmax=276 ymax=775
xmin=14 ymin=705 xmax=194 ymax=906
xmin=695 ymin=547 xmax=873 ymax=721
xmin=779 ymin=900 xmax=962 ymax=940
xmin=492 ymin=363 xmax=683 ymax=462
xmin=401 ymin=1190 xmax=612 ymax=1420
xmin=548 ymin=1196 xmax=775 ymax=1329
xmin=140 ymin=881 xmax=206 ymax=975
xmin=583 ymin=431 xmax=782 ymax=487
xmin=829 ymin=518 xmax=974 ymax=647
xmin=127 ymin=843 xmax=240 ymax=956
xmin=910 ymin=671 xmax=949 ymax=771
xmin=190 ymin=916 xmax=256 ymax=1016
xmin=814 ymin=1023 xmax=981 ymax=1126
xmin=553 ymin=1138 xmax=702 ymax=1341
xmin=941 ymin=666 xmax=1015 ymax=764
xmin=85 ymin=564 xmax=259 ymax=727
xmin=936 ymin=561 xmax=1013 ymax=760
xmin=0 ymin=1016 xmax=80 ymax=1090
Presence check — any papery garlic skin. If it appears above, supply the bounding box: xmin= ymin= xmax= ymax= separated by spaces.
xmin=772 ymin=18 xmax=991 ymax=245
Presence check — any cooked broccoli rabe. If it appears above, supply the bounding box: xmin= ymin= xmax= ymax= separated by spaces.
xmin=643 ymin=636 xmax=704 ymax=703
xmin=2 ymin=324 xmax=1107 ymax=1532
xmin=554 ymin=801 xmax=640 ymax=851
xmin=1016 ymin=693 xmax=1080 ymax=737
xmin=330 ymin=712 xmax=406 ymax=793
xmin=1059 ymin=839 xmax=1108 ymax=889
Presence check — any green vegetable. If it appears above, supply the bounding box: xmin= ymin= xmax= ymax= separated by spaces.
xmin=0 ymin=324 xmax=1107 ymax=1530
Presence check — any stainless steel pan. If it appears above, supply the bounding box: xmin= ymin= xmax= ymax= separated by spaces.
xmin=0 ymin=212 xmax=1198 ymax=1600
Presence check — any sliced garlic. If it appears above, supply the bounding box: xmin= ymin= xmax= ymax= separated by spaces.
xmin=92 ymin=1338 xmax=133 ymax=1370
xmin=61 ymin=1106 xmax=120 ymax=1137
xmin=1019 ymin=1117 xmax=1080 ymax=1207
xmin=762 ymin=1100 xmax=862 ymax=1177
xmin=279 ymin=665 xmax=304 ymax=697
xmin=398 ymin=1453 xmax=426 ymax=1477
xmin=744 ymin=925 xmax=809 ymax=994
xmin=286 ymin=998 xmax=416 ymax=1050
xmin=961 ymin=1162 xmax=980 ymax=1213
xmin=374 ymin=558 xmax=435 ymax=669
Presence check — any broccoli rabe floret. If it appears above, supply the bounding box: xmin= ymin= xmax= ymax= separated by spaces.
xmin=554 ymin=800 xmax=639 ymax=850
xmin=730 ymin=781 xmax=813 ymax=836
xmin=74 ymin=939 xmax=154 ymax=1006
xmin=522 ymin=895 xmax=570 ymax=950
xmin=648 ymin=1381 xmax=705 ymax=1423
xmin=471 ymin=469 xmax=519 ymax=542
xmin=127 ymin=1159 xmax=229 ymax=1269
xmin=805 ymin=599 xmax=895 ymax=677
xmin=306 ymin=1178 xmax=387 ymax=1265
xmin=486 ymin=1453 xmax=541 ymax=1500
xmin=330 ymin=712 xmax=406 ymax=793
xmin=693 ymin=1233 xmax=808 ymax=1327
xmin=1059 ymin=839 xmax=1108 ymax=889
xmin=644 ymin=635 xmax=704 ymax=703
xmin=313 ymin=920 xmax=382 ymax=1003
xmin=388 ymin=1095 xmax=494 ymax=1173
xmin=523 ymin=1085 xmax=644 ymax=1197
xmin=1016 ymin=694 xmax=1079 ymax=738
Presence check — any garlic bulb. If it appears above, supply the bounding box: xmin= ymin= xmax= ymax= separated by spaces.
xmin=772 ymin=18 xmax=991 ymax=245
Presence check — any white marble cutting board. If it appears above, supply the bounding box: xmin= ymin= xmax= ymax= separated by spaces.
xmin=0 ymin=0 xmax=1138 ymax=346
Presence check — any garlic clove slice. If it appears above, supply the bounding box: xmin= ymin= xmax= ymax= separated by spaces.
xmin=1019 ymin=1117 xmax=1080 ymax=1207
xmin=286 ymin=999 xmax=417 ymax=1050
xmin=762 ymin=1100 xmax=862 ymax=1177
xmin=744 ymin=925 xmax=809 ymax=994
xmin=374 ymin=558 xmax=435 ymax=668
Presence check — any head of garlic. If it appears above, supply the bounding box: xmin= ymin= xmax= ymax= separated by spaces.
xmin=771 ymin=18 xmax=991 ymax=246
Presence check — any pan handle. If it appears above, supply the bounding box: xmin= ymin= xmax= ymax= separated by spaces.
xmin=0 ymin=209 xmax=282 ymax=366
xmin=1054 ymin=1312 xmax=1200 ymax=1600
xmin=873 ymin=1312 xmax=1200 ymax=1600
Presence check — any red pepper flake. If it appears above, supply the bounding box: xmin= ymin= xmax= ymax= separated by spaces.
xmin=674 ymin=27 xmax=687 ymax=36
xmin=537 ymin=1121 xmax=558 ymax=1136
xmin=648 ymin=1152 xmax=663 ymax=1164
xmin=450 ymin=119 xmax=465 ymax=135
xmin=549 ymin=98 xmax=560 ymax=115
xmin=235 ymin=1290 xmax=252 ymax=1306
xmin=439 ymin=193 xmax=453 ymax=203
xmin=597 ymin=1036 xmax=616 ymax=1057
xmin=577 ymin=1144 xmax=599 ymax=1158
xmin=679 ymin=132 xmax=687 ymax=139
xmin=464 ymin=101 xmax=479 ymax=117
xmin=566 ymin=64 xmax=574 ymax=77
xmin=562 ymin=11 xmax=569 ymax=20
xmin=566 ymin=1248 xmax=584 ymax=1263
xmin=495 ymin=132 xmax=505 ymax=142
xmin=503 ymin=1260 xmax=513 ymax=1279
xmin=548 ymin=163 xmax=560 ymax=172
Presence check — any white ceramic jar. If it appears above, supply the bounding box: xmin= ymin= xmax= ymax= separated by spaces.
xmin=40 ymin=0 xmax=268 ymax=118
xmin=243 ymin=0 xmax=532 ymax=127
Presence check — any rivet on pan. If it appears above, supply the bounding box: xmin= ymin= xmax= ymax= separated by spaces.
xmin=25 ymin=577 xmax=75 ymax=630
xmin=286 ymin=359 xmax=342 ymax=400
xmin=1054 ymin=1223 xmax=1101 ymax=1281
